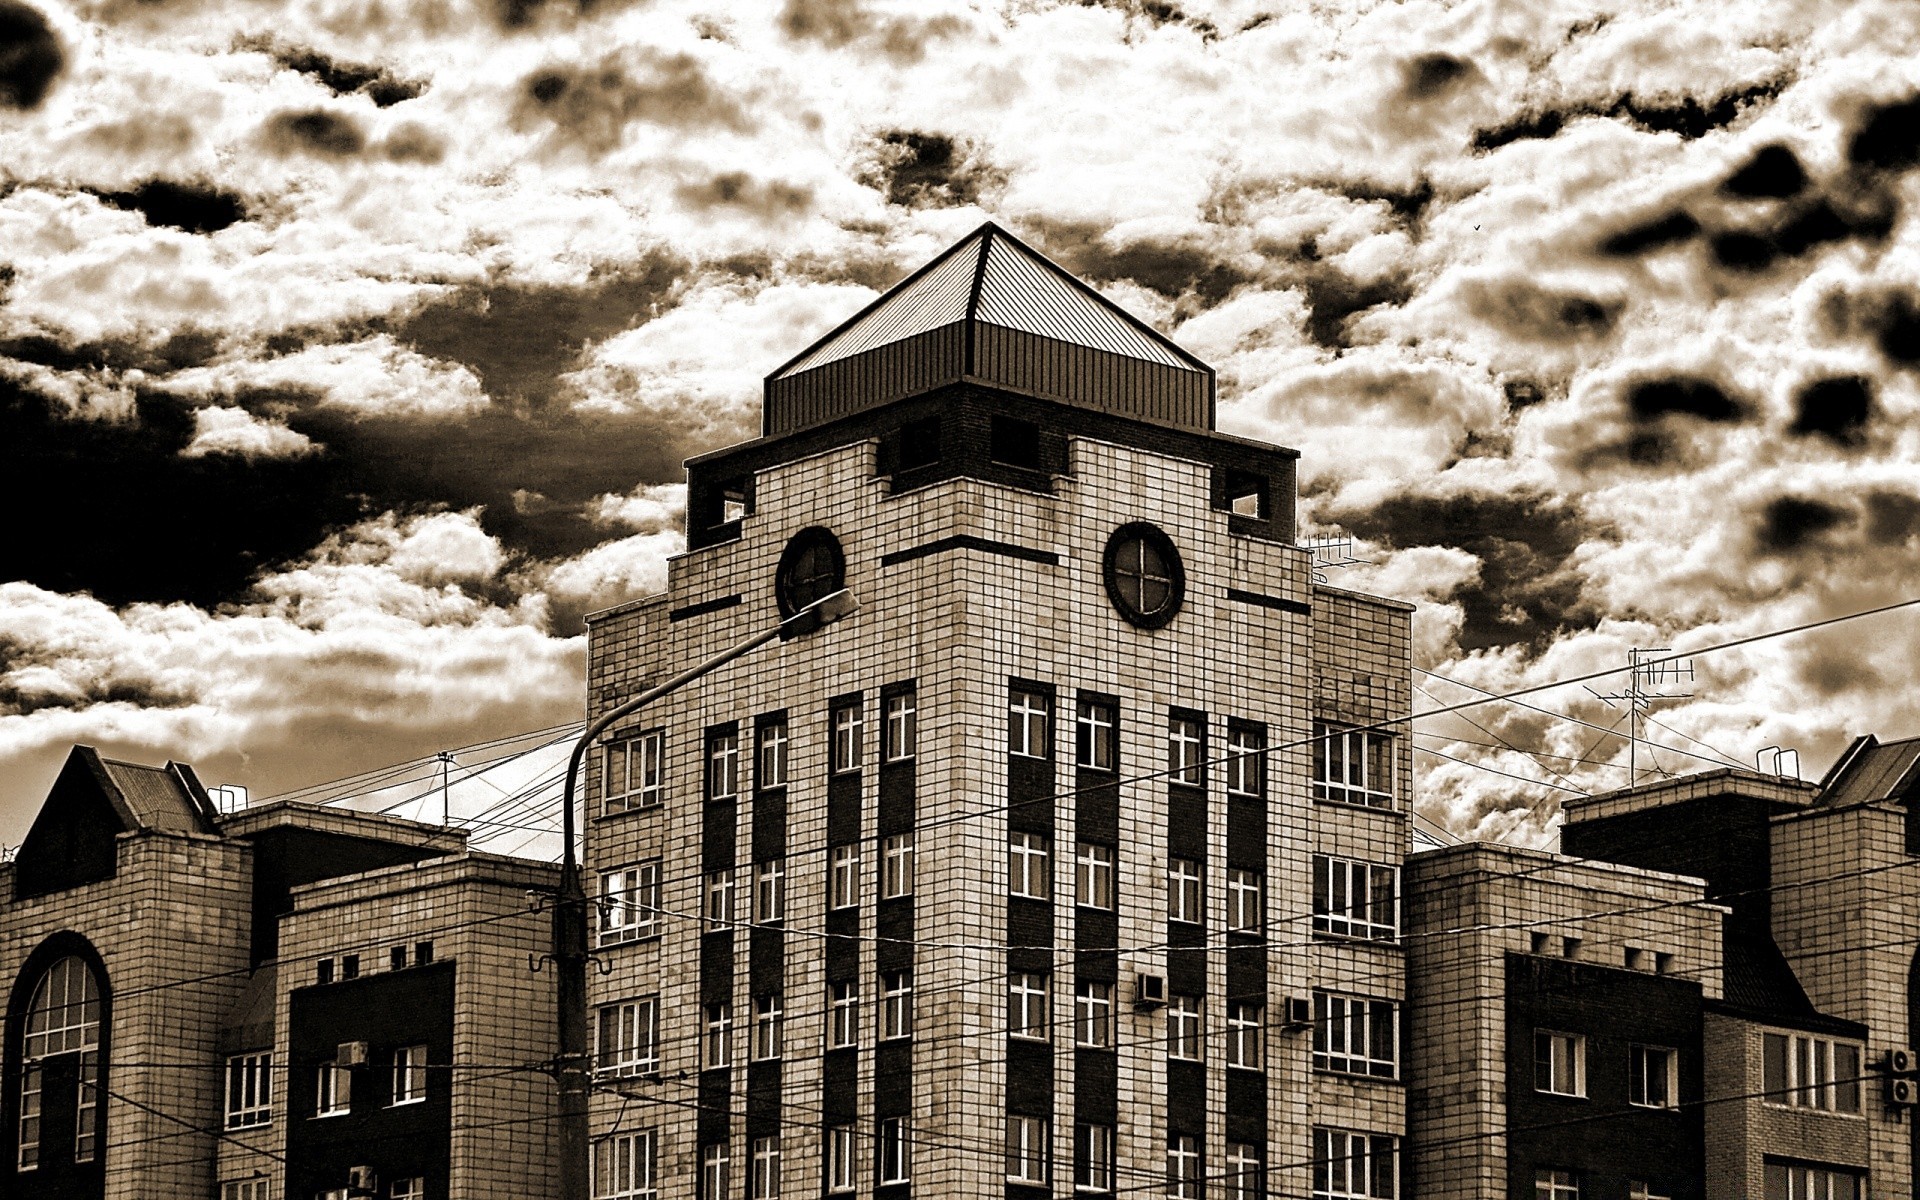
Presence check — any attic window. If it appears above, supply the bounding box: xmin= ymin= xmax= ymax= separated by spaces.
xmin=989 ymin=416 xmax=1041 ymax=471
xmin=1225 ymin=470 xmax=1268 ymax=518
xmin=899 ymin=417 xmax=941 ymax=471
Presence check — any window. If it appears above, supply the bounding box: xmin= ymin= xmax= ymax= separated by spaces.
xmin=990 ymin=414 xmax=1041 ymax=468
xmin=899 ymin=415 xmax=941 ymax=470
xmin=1534 ymin=1031 xmax=1586 ymax=1097
xmin=1075 ymin=1123 xmax=1114 ymax=1193
xmin=605 ymin=729 xmax=665 ymax=813
xmin=598 ymin=1000 xmax=659 ymax=1077
xmin=702 ymin=1143 xmax=732 ymax=1200
xmin=1314 ymin=722 xmax=1395 ymax=808
xmin=1226 ymin=868 xmax=1263 ymax=932
xmin=1105 ymin=523 xmax=1185 ymax=628
xmin=882 ymin=833 xmax=915 ymax=898
xmin=1168 ymin=714 xmax=1204 ymax=786
xmin=1629 ymin=1044 xmax=1677 ymax=1109
xmin=1075 ymin=981 xmax=1114 ymax=1048
xmin=391 ymin=1043 xmax=429 ymax=1103
xmin=1625 ymin=946 xmax=1647 ymax=971
xmin=826 ymin=1124 xmax=856 ymax=1193
xmin=342 ymin=954 xmax=360 ymax=979
xmin=391 ymin=1180 xmax=426 ymax=1200
xmin=1008 ymin=1115 xmax=1050 ymax=1184
xmin=829 ymin=844 xmax=862 ymax=909
xmin=1314 ymin=993 xmax=1399 ymax=1078
xmin=1167 ymin=1135 xmax=1201 ymax=1200
xmin=1077 ymin=697 xmax=1118 ymax=770
xmin=1630 ymin=1184 xmax=1673 ymax=1200
xmin=17 ymin=1063 xmax=38 ymax=1169
xmin=1312 ymin=857 xmax=1400 ymax=942
xmin=878 ymin=1118 xmax=909 ymax=1185
xmin=751 ymin=1135 xmax=782 ymax=1200
xmin=600 ymin=862 xmax=662 ymax=945
xmin=758 ymin=717 xmax=789 ymax=789
xmin=704 ymin=1003 xmax=732 ymax=1069
xmin=1010 ymin=973 xmax=1050 ymax=1041
xmin=415 ymin=941 xmax=433 ymax=965
xmin=1168 ymin=994 xmax=1203 ymax=1061
xmin=222 ymin=1183 xmax=271 ymax=1200
xmin=314 ymin=1060 xmax=350 ymax=1117
xmin=1763 ymin=1163 xmax=1862 ymax=1200
xmin=1169 ymin=857 xmax=1202 ymax=924
xmin=754 ymin=860 xmax=786 ymax=924
xmin=776 ymin=526 xmax=844 ymax=615
xmin=829 ymin=981 xmax=859 ymax=1048
xmin=1226 ymin=1142 xmax=1263 ymax=1200
xmin=1313 ymin=1129 xmax=1397 ymax=1200
xmin=1764 ymin=1033 xmax=1862 ymax=1113
xmin=1226 ymin=1002 xmax=1262 ymax=1070
xmin=1011 ymin=833 xmax=1052 ymax=900
xmin=704 ymin=870 xmax=734 ymax=929
xmin=1009 ymin=686 xmax=1052 ymax=758
xmin=1075 ymin=844 xmax=1115 ymax=910
xmin=882 ymin=970 xmax=914 ymax=1040
xmin=225 ymin=1052 xmax=273 ymax=1129
xmin=391 ymin=945 xmax=408 ymax=972
xmin=884 ymin=691 xmax=916 ymax=761
xmin=708 ymin=728 xmax=741 ymax=800
xmin=596 ymin=1131 xmax=658 ymax=1199
xmin=318 ymin=957 xmax=335 ymax=985
xmin=831 ymin=700 xmax=864 ymax=773
xmin=1535 ymin=1169 xmax=1580 ymax=1200
xmin=1225 ymin=722 xmax=1264 ymax=797
xmin=753 ymin=995 xmax=784 ymax=1061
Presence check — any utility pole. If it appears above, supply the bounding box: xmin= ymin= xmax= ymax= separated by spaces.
xmin=553 ymin=589 xmax=858 ymax=1200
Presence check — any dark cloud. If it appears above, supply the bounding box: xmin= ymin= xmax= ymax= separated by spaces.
xmin=1845 ymin=94 xmax=1920 ymax=172
xmin=1335 ymin=491 xmax=1594 ymax=651
xmin=1339 ymin=177 xmax=1437 ymax=228
xmin=1720 ymin=144 xmax=1807 ymax=199
xmin=1863 ymin=490 xmax=1920 ymax=546
xmin=1300 ymin=271 xmax=1415 ymax=348
xmin=1462 ymin=279 xmax=1619 ymax=343
xmin=519 ymin=53 xmax=748 ymax=154
xmin=265 ymin=108 xmax=368 ymax=157
xmin=1 ymin=328 xmax=221 ymax=375
xmin=1402 ymin=53 xmax=1475 ymax=101
xmin=856 ymin=131 xmax=1003 ymax=210
xmin=1598 ymin=210 xmax=1700 ymax=257
xmin=257 ymin=40 xmax=425 ymax=108
xmin=1068 ymin=0 xmax=1218 ymax=39
xmin=92 ymin=180 xmax=248 ymax=235
xmin=676 ymin=171 xmax=812 ymax=217
xmin=381 ymin=122 xmax=446 ymax=165
xmin=0 ymin=0 xmax=62 ymax=111
xmin=1503 ymin=379 xmax=1549 ymax=411
xmin=1708 ymin=194 xmax=1894 ymax=272
xmin=1025 ymin=219 xmax=1262 ymax=308
xmin=1625 ymin=376 xmax=1746 ymax=423
xmin=778 ymin=0 xmax=969 ymax=61
xmin=1755 ymin=495 xmax=1851 ymax=554
xmin=1787 ymin=375 xmax=1872 ymax=447
xmin=1472 ymin=80 xmax=1784 ymax=152
xmin=1817 ymin=288 xmax=1920 ymax=368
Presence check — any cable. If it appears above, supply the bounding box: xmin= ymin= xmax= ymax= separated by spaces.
xmin=1413 ymin=681 xmax=1583 ymax=791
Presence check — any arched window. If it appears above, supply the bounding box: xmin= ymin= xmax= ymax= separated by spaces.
xmin=18 ymin=955 xmax=102 ymax=1170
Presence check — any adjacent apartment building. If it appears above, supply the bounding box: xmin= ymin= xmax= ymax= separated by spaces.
xmin=580 ymin=223 xmax=1419 ymax=1200
xmin=0 ymin=744 xmax=560 ymax=1200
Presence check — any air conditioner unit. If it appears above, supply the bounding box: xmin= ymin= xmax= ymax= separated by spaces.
xmin=336 ymin=1041 xmax=370 ymax=1066
xmin=1284 ymin=997 xmax=1312 ymax=1028
xmin=1888 ymin=1048 xmax=1916 ymax=1076
xmin=1889 ymin=1077 xmax=1915 ymax=1108
xmin=347 ymin=1165 xmax=378 ymax=1194
xmin=1134 ymin=973 xmax=1167 ymax=1010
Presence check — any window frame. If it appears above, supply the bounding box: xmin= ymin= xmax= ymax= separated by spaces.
xmin=390 ymin=1042 xmax=430 ymax=1104
xmin=1312 ymin=1128 xmax=1398 ymax=1200
xmin=1313 ymin=992 xmax=1399 ymax=1079
xmin=1075 ymin=1122 xmax=1115 ymax=1193
xmin=604 ymin=728 xmax=666 ymax=814
xmin=829 ymin=981 xmax=859 ymax=1049
xmin=1010 ymin=832 xmax=1053 ymax=901
xmin=707 ymin=727 xmax=741 ymax=801
xmin=1009 ymin=685 xmax=1052 ymax=759
xmin=1168 ymin=993 xmax=1203 ymax=1062
xmin=1314 ymin=721 xmax=1396 ymax=809
xmin=1167 ymin=1134 xmax=1202 ymax=1200
xmin=702 ymin=1143 xmax=732 ymax=1200
xmin=1763 ymin=1032 xmax=1863 ymax=1115
xmin=825 ymin=1124 xmax=857 ymax=1194
xmin=314 ymin=1059 xmax=351 ymax=1118
xmin=1226 ymin=1001 xmax=1263 ymax=1071
xmin=1168 ymin=857 xmax=1203 ymax=924
xmin=225 ymin=1051 xmax=273 ymax=1130
xmin=1009 ymin=972 xmax=1050 ymax=1042
xmin=1534 ymin=1169 xmax=1580 ymax=1200
xmin=1226 ymin=867 xmax=1263 ymax=933
xmin=1628 ymin=1043 xmax=1678 ymax=1110
xmin=1167 ymin=712 xmax=1205 ymax=787
xmin=750 ymin=1134 xmax=782 ymax=1200
xmin=1225 ymin=721 xmax=1265 ymax=798
xmin=754 ymin=859 xmax=786 ymax=925
xmin=884 ymin=690 xmax=917 ymax=762
xmin=1534 ymin=1030 xmax=1587 ymax=1098
xmin=756 ymin=716 xmax=789 ymax=790
xmin=1225 ymin=1142 xmax=1264 ymax=1200
xmin=1075 ymin=981 xmax=1114 ymax=1049
xmin=881 ymin=833 xmax=915 ymax=899
xmin=595 ymin=1130 xmax=659 ymax=1200
xmin=597 ymin=998 xmax=660 ymax=1078
xmin=1007 ymin=1114 xmax=1051 ymax=1185
xmin=829 ymin=844 xmax=862 ymax=910
xmin=878 ymin=1117 xmax=910 ymax=1185
xmin=599 ymin=861 xmax=663 ymax=946
xmin=703 ymin=1002 xmax=732 ymax=1070
xmin=1076 ymin=695 xmax=1118 ymax=771
xmin=703 ymin=869 xmax=734 ymax=929
xmin=882 ymin=970 xmax=914 ymax=1041
xmin=1075 ymin=843 xmax=1115 ymax=910
xmin=752 ymin=994 xmax=784 ymax=1062
xmin=830 ymin=699 xmax=864 ymax=774
xmin=1312 ymin=856 xmax=1401 ymax=942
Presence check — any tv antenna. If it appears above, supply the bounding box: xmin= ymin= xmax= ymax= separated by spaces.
xmin=1587 ymin=647 xmax=1694 ymax=786
xmin=1304 ymin=533 xmax=1370 ymax=585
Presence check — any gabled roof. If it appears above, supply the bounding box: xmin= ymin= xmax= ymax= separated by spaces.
xmin=1816 ymin=733 xmax=1920 ymax=808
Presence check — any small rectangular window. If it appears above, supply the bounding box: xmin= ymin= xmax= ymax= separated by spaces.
xmin=1010 ymin=832 xmax=1052 ymax=900
xmin=898 ymin=416 xmax=941 ymax=471
xmin=1226 ymin=1002 xmax=1263 ymax=1070
xmin=1167 ymin=713 xmax=1205 ymax=786
xmin=1314 ymin=992 xmax=1399 ymax=1079
xmin=341 ymin=954 xmax=360 ymax=979
xmin=1167 ymin=1135 xmax=1202 ymax=1200
xmin=1076 ymin=696 xmax=1118 ymax=771
xmin=882 ymin=970 xmax=914 ymax=1040
xmin=708 ymin=728 xmax=741 ymax=800
xmin=224 ymin=1052 xmax=273 ymax=1129
xmin=390 ymin=1043 xmax=429 ymax=1104
xmin=757 ymin=717 xmax=789 ymax=790
xmin=752 ymin=994 xmax=784 ymax=1061
xmin=829 ymin=844 xmax=861 ymax=910
xmin=1009 ymin=685 xmax=1052 ymax=758
xmin=314 ymin=1060 xmax=350 ymax=1117
xmin=1074 ymin=1122 xmax=1114 ymax=1193
xmin=825 ymin=1124 xmax=857 ymax=1193
xmin=1167 ymin=994 xmax=1203 ymax=1061
xmin=1007 ymin=1114 xmax=1050 ymax=1185
xmin=1534 ymin=1030 xmax=1586 ymax=1097
xmin=878 ymin=1118 xmax=910 ymax=1185
xmin=600 ymin=861 xmax=663 ymax=945
xmin=702 ymin=1144 xmax=732 ymax=1200
xmin=1534 ymin=1169 xmax=1580 ymax=1200
xmin=1312 ymin=856 xmax=1400 ymax=942
xmin=751 ymin=1135 xmax=782 ymax=1200
xmin=1074 ymin=981 xmax=1113 ymax=1048
xmin=704 ymin=870 xmax=734 ymax=928
xmin=597 ymin=999 xmax=659 ymax=1077
xmin=1169 ymin=857 xmax=1203 ymax=924
xmin=1226 ymin=868 xmax=1263 ymax=932
xmin=1075 ymin=843 xmax=1115 ymax=910
xmin=884 ymin=691 xmax=917 ymax=761
xmin=605 ymin=729 xmax=666 ymax=814
xmin=1225 ymin=722 xmax=1265 ymax=797
xmin=881 ymin=833 xmax=915 ymax=898
xmin=989 ymin=415 xmax=1041 ymax=470
xmin=1312 ymin=1128 xmax=1397 ymax=1200
xmin=704 ymin=1003 xmax=732 ymax=1070
xmin=1226 ymin=1142 xmax=1264 ymax=1200
xmin=414 ymin=940 xmax=433 ymax=965
xmin=1628 ymin=1044 xmax=1677 ymax=1109
xmin=595 ymin=1130 xmax=658 ymax=1200
xmin=1314 ymin=722 xmax=1395 ymax=808
xmin=831 ymin=700 xmax=864 ymax=773
xmin=391 ymin=945 xmax=408 ymax=972
xmin=754 ymin=860 xmax=786 ymax=924
xmin=220 ymin=1183 xmax=271 ymax=1200
xmin=1009 ymin=973 xmax=1050 ymax=1041
xmin=829 ymin=981 xmax=859 ymax=1049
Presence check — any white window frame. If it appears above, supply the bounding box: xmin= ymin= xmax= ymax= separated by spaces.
xmin=878 ymin=1117 xmax=910 ymax=1185
xmin=826 ymin=1123 xmax=856 ymax=1193
xmin=1009 ymin=973 xmax=1050 ymax=1041
xmin=1226 ymin=868 xmax=1263 ymax=932
xmin=704 ymin=870 xmax=734 ymax=929
xmin=1167 ymin=1135 xmax=1202 ymax=1200
xmin=1075 ymin=1122 xmax=1114 ymax=1193
xmin=1075 ymin=981 xmax=1113 ymax=1048
xmin=1764 ymin=1032 xmax=1864 ymax=1114
xmin=754 ymin=860 xmax=786 ymax=924
xmin=604 ymin=729 xmax=666 ymax=814
xmin=1312 ymin=856 xmax=1400 ymax=942
xmin=1534 ymin=1030 xmax=1586 ymax=1098
xmin=1314 ymin=721 xmax=1395 ymax=808
xmin=831 ymin=701 xmax=863 ymax=773
xmin=881 ymin=833 xmax=915 ymax=898
xmin=225 ymin=1051 xmax=273 ymax=1129
xmin=1009 ymin=687 xmax=1051 ymax=758
xmin=1168 ymin=857 xmax=1202 ymax=924
xmin=829 ymin=844 xmax=861 ymax=910
xmin=1313 ymin=1128 xmax=1397 ymax=1200
xmin=884 ymin=692 xmax=916 ymax=761
xmin=709 ymin=729 xmax=741 ymax=800
xmin=314 ymin=1060 xmax=350 ymax=1117
xmin=702 ymin=1143 xmax=732 ymax=1200
xmin=1007 ymin=1114 xmax=1050 ymax=1185
xmin=1225 ymin=723 xmax=1264 ymax=797
xmin=751 ymin=1134 xmax=782 ymax=1200
xmin=1534 ymin=1169 xmax=1580 ymax=1200
xmin=1011 ymin=832 xmax=1052 ymax=900
xmin=704 ymin=1002 xmax=732 ymax=1069
xmin=1226 ymin=1142 xmax=1263 ymax=1200
xmin=752 ymin=994 xmax=784 ymax=1061
xmin=882 ymin=970 xmax=913 ymax=1040
xmin=595 ymin=1130 xmax=658 ymax=1200
xmin=1226 ymin=1002 xmax=1263 ymax=1070
xmin=1167 ymin=714 xmax=1204 ymax=786
xmin=1628 ymin=1043 xmax=1677 ymax=1109
xmin=829 ymin=980 xmax=859 ymax=1049
xmin=391 ymin=1042 xmax=429 ymax=1104
xmin=1168 ymin=994 xmax=1203 ymax=1062
xmin=391 ymin=1179 xmax=426 ymax=1200
xmin=1314 ymin=992 xmax=1399 ymax=1079
xmin=1075 ymin=843 xmax=1114 ymax=910
xmin=597 ymin=999 xmax=659 ymax=1078
xmin=1077 ymin=697 xmax=1117 ymax=770
xmin=1763 ymin=1163 xmax=1863 ymax=1200
xmin=599 ymin=862 xmax=662 ymax=945
xmin=757 ymin=717 xmax=789 ymax=789
xmin=17 ymin=1063 xmax=39 ymax=1169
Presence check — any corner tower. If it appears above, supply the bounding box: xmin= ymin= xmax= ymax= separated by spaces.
xmin=585 ymin=223 xmax=1414 ymax=1200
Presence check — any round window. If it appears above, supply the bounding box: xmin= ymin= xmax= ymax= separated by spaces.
xmin=775 ymin=527 xmax=846 ymax=618
xmin=1102 ymin=522 xmax=1185 ymax=629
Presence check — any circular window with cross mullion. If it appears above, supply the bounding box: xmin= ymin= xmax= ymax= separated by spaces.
xmin=1102 ymin=522 xmax=1185 ymax=629
xmin=775 ymin=526 xmax=846 ymax=618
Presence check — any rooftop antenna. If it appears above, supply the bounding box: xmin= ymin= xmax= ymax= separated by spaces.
xmin=1587 ymin=647 xmax=1694 ymax=787
xmin=1304 ymin=532 xmax=1369 ymax=585
xmin=437 ymin=751 xmax=455 ymax=826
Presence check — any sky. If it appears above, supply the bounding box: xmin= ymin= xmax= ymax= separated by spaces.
xmin=4 ymin=0 xmax=1920 ymax=852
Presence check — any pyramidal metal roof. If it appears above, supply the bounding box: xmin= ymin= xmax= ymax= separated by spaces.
xmin=774 ymin=223 xmax=1204 ymax=379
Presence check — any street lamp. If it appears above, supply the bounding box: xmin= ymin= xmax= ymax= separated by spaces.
xmin=554 ymin=588 xmax=859 ymax=1200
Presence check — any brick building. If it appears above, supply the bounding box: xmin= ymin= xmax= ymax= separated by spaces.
xmin=0 ymin=744 xmax=560 ymax=1200
xmin=580 ymin=223 xmax=1418 ymax=1200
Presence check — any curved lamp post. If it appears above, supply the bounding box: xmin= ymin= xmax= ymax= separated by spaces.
xmin=555 ymin=588 xmax=859 ymax=1200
